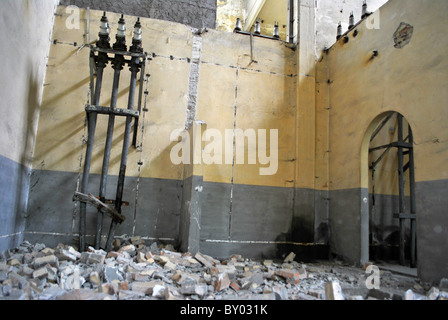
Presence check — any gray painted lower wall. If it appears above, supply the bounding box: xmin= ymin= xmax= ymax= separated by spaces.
xmin=416 ymin=179 xmax=448 ymax=283
xmin=368 ymin=193 xmax=411 ymax=261
xmin=179 ymin=175 xmax=203 ymax=254
xmin=328 ymin=188 xmax=369 ymax=266
xmin=328 ymin=183 xmax=448 ymax=283
xmin=25 ymin=170 xmax=182 ymax=249
xmin=0 ymin=155 xmax=29 ymax=252
xmin=24 ymin=170 xmax=328 ymax=260
xmin=19 ymin=168 xmax=448 ymax=282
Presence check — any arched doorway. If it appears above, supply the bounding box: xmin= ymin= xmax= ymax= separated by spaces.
xmin=361 ymin=112 xmax=417 ymax=268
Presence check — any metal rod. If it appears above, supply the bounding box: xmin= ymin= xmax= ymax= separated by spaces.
xmin=94 ymin=15 xmax=127 ymax=249
xmin=94 ymin=67 xmax=121 ymax=249
xmin=370 ymin=113 xmax=394 ymax=142
xmin=397 ymin=114 xmax=406 ymax=266
xmin=250 ymin=31 xmax=255 ymax=62
xmin=369 ymin=141 xmax=412 ymax=153
xmin=370 ymin=144 xmax=392 ymax=170
xmin=79 ymin=111 xmax=97 ymax=252
xmin=289 ymin=0 xmax=295 ymax=43
xmin=80 ymin=52 xmax=106 ymax=252
xmin=79 ymin=12 xmax=111 ymax=251
xmin=132 ymin=59 xmax=146 ymax=147
xmin=105 ymin=57 xmax=140 ymax=251
xmin=408 ymin=124 xmax=417 ymax=268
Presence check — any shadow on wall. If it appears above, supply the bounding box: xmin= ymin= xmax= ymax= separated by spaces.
xmin=14 ymin=62 xmax=42 ymax=239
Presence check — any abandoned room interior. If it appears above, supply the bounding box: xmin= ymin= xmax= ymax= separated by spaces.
xmin=0 ymin=0 xmax=447 ymax=301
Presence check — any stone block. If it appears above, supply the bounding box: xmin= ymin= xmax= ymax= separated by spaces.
xmin=7 ymin=258 xmax=21 ymax=266
xmin=194 ymin=252 xmax=214 ymax=268
xmin=41 ymin=248 xmax=55 ymax=255
xmin=272 ymin=285 xmax=289 ymax=300
xmin=63 ymin=268 xmax=82 ymax=290
xmin=325 ymin=281 xmax=344 ymax=300
xmin=56 ymin=248 xmax=78 ymax=262
xmin=215 ymin=273 xmax=230 ymax=291
xmin=275 ymin=269 xmax=301 ymax=284
xmin=137 ymin=252 xmax=147 ymax=263
xmin=80 ymin=252 xmax=105 ymax=265
xmin=132 ymin=281 xmax=165 ymax=295
xmin=405 ymin=289 xmax=427 ymax=300
xmin=118 ymin=244 xmax=136 ymax=256
xmin=152 ymin=284 xmax=166 ymax=298
xmin=230 ymin=281 xmax=240 ymax=292
xmin=439 ymin=278 xmax=448 ymax=291
xmin=33 ymin=255 xmax=59 ymax=268
xmin=284 ymin=252 xmax=296 ymax=263
xmin=181 ymin=283 xmax=208 ymax=297
xmin=263 ymin=260 xmax=273 ymax=267
xmin=89 ymin=271 xmax=101 ymax=287
xmin=366 ymin=288 xmax=393 ymax=300
xmin=0 ymin=271 xmax=8 ymax=281
xmin=104 ymin=266 xmax=123 ymax=283
xmin=33 ymin=267 xmax=48 ymax=279
xmin=427 ymin=287 xmax=439 ymax=300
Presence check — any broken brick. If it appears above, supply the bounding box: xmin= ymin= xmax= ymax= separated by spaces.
xmin=275 ymin=269 xmax=301 ymax=284
xmin=33 ymin=255 xmax=59 ymax=268
xmin=215 ymin=273 xmax=230 ymax=291
xmin=131 ymin=281 xmax=165 ymax=295
xmin=284 ymin=252 xmax=296 ymax=263
xmin=194 ymin=252 xmax=214 ymax=268
xmin=325 ymin=281 xmax=344 ymax=300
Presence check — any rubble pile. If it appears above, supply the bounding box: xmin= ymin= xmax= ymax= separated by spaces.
xmin=1 ymin=239 xmax=447 ymax=300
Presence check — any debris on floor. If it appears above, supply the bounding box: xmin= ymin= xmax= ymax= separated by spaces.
xmin=1 ymin=239 xmax=447 ymax=300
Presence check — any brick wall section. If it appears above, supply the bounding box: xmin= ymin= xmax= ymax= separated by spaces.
xmin=59 ymin=0 xmax=217 ymax=29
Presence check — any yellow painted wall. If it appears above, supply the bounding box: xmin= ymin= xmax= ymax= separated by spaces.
xmin=33 ymin=8 xmax=193 ymax=182
xmin=256 ymin=0 xmax=288 ymax=41
xmin=34 ymin=6 xmax=299 ymax=189
xmin=317 ymin=0 xmax=448 ymax=192
xmin=368 ymin=113 xmax=411 ymax=196
xmin=0 ymin=0 xmax=58 ymax=167
xmin=216 ymin=0 xmax=245 ymax=33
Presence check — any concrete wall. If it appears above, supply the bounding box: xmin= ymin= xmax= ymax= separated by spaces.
xmin=0 ymin=0 xmax=59 ymax=251
xmin=26 ymin=6 xmax=328 ymax=261
xmin=216 ymin=0 xmax=289 ymax=42
xmin=315 ymin=0 xmax=389 ymax=55
xmin=317 ymin=0 xmax=448 ymax=282
xmin=60 ymin=0 xmax=217 ymax=29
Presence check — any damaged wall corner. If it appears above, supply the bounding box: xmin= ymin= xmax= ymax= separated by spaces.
xmin=178 ymin=121 xmax=206 ymax=255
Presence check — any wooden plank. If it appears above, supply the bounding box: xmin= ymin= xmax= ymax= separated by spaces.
xmin=73 ymin=192 xmax=126 ymax=224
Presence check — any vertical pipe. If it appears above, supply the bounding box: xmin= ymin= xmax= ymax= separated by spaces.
xmin=397 ymin=114 xmax=406 ymax=266
xmin=79 ymin=111 xmax=97 ymax=252
xmin=289 ymin=0 xmax=295 ymax=43
xmin=105 ymin=60 xmax=139 ymax=251
xmin=80 ymin=51 xmax=107 ymax=252
xmin=95 ymin=15 xmax=127 ymax=249
xmin=409 ymin=124 xmax=417 ymax=268
xmin=94 ymin=68 xmax=120 ymax=248
xmin=132 ymin=59 xmax=146 ymax=147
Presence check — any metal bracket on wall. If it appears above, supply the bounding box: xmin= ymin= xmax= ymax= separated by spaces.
xmin=369 ymin=112 xmax=417 ymax=268
xmin=75 ymin=13 xmax=147 ymax=252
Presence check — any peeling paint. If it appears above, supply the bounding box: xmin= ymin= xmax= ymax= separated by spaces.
xmin=393 ymin=22 xmax=414 ymax=49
